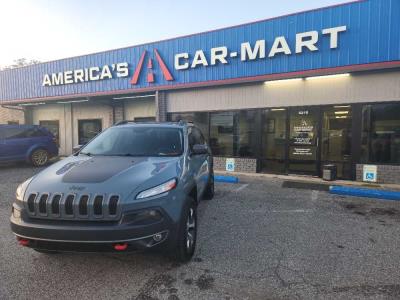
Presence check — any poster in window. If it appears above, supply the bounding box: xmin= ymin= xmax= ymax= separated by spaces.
xmin=266 ymin=119 xmax=275 ymax=133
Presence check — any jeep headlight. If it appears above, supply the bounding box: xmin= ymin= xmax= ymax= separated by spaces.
xmin=136 ymin=179 xmax=177 ymax=199
xmin=16 ymin=177 xmax=34 ymax=201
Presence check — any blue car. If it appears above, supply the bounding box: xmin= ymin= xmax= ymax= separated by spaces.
xmin=0 ymin=125 xmax=58 ymax=167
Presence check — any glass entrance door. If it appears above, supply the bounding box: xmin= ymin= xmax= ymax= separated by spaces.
xmin=288 ymin=107 xmax=320 ymax=175
xmin=321 ymin=105 xmax=353 ymax=179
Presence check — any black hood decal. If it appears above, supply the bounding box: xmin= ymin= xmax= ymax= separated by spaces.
xmin=62 ymin=157 xmax=144 ymax=183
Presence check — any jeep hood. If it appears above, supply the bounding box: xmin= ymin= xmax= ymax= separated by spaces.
xmin=25 ymin=155 xmax=183 ymax=201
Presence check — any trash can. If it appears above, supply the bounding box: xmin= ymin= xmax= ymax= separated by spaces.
xmin=322 ymin=164 xmax=337 ymax=181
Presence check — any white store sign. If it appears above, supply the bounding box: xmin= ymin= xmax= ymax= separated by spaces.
xmin=363 ymin=165 xmax=378 ymax=182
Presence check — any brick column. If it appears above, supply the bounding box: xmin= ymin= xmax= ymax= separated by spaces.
xmin=113 ymin=102 xmax=125 ymax=123
xmin=155 ymin=91 xmax=167 ymax=122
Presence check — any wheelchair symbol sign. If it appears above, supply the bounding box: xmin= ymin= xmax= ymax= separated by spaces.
xmin=226 ymin=158 xmax=235 ymax=172
xmin=366 ymin=173 xmax=374 ymax=180
xmin=363 ymin=165 xmax=377 ymax=182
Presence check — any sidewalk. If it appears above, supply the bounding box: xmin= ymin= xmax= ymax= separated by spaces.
xmin=216 ymin=171 xmax=400 ymax=191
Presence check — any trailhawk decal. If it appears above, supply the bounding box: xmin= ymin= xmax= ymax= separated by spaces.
xmin=42 ymin=26 xmax=346 ymax=87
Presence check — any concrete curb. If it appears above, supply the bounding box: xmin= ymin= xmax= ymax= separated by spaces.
xmin=329 ymin=185 xmax=400 ymax=201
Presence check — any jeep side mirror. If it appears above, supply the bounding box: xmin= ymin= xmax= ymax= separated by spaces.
xmin=192 ymin=144 xmax=208 ymax=155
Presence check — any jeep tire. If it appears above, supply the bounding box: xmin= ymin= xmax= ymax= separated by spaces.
xmin=203 ymin=172 xmax=214 ymax=200
xmin=172 ymin=197 xmax=197 ymax=262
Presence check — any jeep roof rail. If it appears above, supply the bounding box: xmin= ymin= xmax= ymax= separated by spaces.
xmin=178 ymin=120 xmax=194 ymax=126
xmin=114 ymin=120 xmax=131 ymax=126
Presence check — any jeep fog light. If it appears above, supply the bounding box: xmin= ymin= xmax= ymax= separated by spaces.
xmin=136 ymin=179 xmax=177 ymax=199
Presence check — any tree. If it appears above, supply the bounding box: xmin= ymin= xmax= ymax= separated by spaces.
xmin=0 ymin=58 xmax=40 ymax=70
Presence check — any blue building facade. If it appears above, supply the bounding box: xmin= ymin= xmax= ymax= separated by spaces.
xmin=0 ymin=0 xmax=399 ymax=103
xmin=0 ymin=0 xmax=400 ymax=183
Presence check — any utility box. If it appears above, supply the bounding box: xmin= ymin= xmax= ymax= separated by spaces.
xmin=322 ymin=164 xmax=337 ymax=181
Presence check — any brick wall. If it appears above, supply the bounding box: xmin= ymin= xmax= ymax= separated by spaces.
xmin=213 ymin=157 xmax=257 ymax=173
xmin=0 ymin=106 xmax=24 ymax=124
xmin=356 ymin=164 xmax=400 ymax=184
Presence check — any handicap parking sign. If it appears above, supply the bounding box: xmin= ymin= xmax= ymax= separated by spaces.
xmin=226 ymin=158 xmax=235 ymax=172
xmin=365 ymin=173 xmax=374 ymax=180
xmin=363 ymin=165 xmax=377 ymax=182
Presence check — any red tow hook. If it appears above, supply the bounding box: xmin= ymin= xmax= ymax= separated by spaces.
xmin=114 ymin=243 xmax=128 ymax=251
xmin=18 ymin=238 xmax=30 ymax=247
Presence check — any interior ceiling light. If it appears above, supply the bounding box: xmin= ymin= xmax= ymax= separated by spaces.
xmin=271 ymin=108 xmax=286 ymax=111
xmin=334 ymin=111 xmax=349 ymax=115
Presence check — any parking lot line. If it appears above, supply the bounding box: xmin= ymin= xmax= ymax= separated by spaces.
xmin=271 ymin=209 xmax=314 ymax=213
xmin=233 ymin=183 xmax=249 ymax=192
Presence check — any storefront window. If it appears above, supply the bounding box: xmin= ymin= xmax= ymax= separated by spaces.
xmin=210 ymin=112 xmax=234 ymax=156
xmin=361 ymin=103 xmax=400 ymax=164
xmin=261 ymin=108 xmax=287 ymax=173
xmin=168 ymin=112 xmax=209 ymax=140
xmin=78 ymin=119 xmax=102 ymax=145
xmin=236 ymin=110 xmax=257 ymax=157
xmin=209 ymin=111 xmax=257 ymax=157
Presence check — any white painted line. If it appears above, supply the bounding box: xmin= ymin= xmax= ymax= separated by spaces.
xmin=272 ymin=209 xmax=313 ymax=213
xmin=234 ymin=183 xmax=249 ymax=192
xmin=311 ymin=190 xmax=319 ymax=201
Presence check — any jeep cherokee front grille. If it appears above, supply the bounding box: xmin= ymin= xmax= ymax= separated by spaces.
xmin=93 ymin=195 xmax=103 ymax=216
xmin=24 ymin=193 xmax=121 ymax=221
xmin=79 ymin=195 xmax=89 ymax=216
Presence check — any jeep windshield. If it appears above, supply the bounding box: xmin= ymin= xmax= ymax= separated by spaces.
xmin=80 ymin=126 xmax=184 ymax=157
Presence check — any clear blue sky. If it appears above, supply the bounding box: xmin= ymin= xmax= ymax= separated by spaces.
xmin=0 ymin=0 xmax=346 ymax=67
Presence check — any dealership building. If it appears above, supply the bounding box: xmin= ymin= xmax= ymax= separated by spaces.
xmin=1 ymin=0 xmax=399 ymax=183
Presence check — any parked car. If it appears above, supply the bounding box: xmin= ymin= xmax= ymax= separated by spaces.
xmin=10 ymin=121 xmax=214 ymax=262
xmin=0 ymin=125 xmax=59 ymax=167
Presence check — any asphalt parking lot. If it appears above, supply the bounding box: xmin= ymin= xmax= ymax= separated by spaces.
xmin=1 ymin=165 xmax=400 ymax=300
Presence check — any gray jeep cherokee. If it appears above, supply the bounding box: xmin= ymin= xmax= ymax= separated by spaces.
xmin=10 ymin=121 xmax=214 ymax=262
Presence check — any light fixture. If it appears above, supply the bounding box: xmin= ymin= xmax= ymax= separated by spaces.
xmin=305 ymin=73 xmax=350 ymax=80
xmin=57 ymin=99 xmax=89 ymax=104
xmin=271 ymin=108 xmax=286 ymax=111
xmin=112 ymin=94 xmax=156 ymax=100
xmin=18 ymin=102 xmax=46 ymax=106
xmin=335 ymin=116 xmax=348 ymax=119
xmin=265 ymin=78 xmax=303 ymax=85
xmin=334 ymin=105 xmax=351 ymax=108
xmin=334 ymin=111 xmax=349 ymax=115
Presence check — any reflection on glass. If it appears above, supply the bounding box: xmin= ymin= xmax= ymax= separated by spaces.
xmin=261 ymin=109 xmax=287 ymax=173
xmin=168 ymin=112 xmax=209 ymax=140
xmin=40 ymin=120 xmax=60 ymax=147
xmin=237 ymin=110 xmax=257 ymax=157
xmin=78 ymin=119 xmax=102 ymax=145
xmin=321 ymin=106 xmax=352 ymax=179
xmin=210 ymin=112 xmax=234 ymax=156
xmin=361 ymin=104 xmax=400 ymax=164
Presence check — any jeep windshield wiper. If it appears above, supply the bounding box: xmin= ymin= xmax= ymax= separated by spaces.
xmin=79 ymin=152 xmax=92 ymax=156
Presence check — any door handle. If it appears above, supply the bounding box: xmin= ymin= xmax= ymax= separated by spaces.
xmin=316 ymin=138 xmax=319 ymax=147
